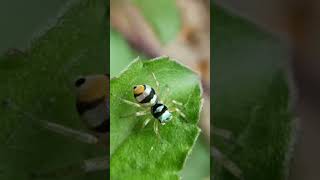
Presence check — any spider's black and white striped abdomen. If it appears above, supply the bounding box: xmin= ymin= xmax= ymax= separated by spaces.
xmin=151 ymin=103 xmax=172 ymax=124
xmin=133 ymin=84 xmax=158 ymax=106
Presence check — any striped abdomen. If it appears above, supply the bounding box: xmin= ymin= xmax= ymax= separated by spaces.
xmin=76 ymin=96 xmax=109 ymax=133
xmin=151 ymin=103 xmax=172 ymax=124
xmin=75 ymin=74 xmax=109 ymax=134
xmin=133 ymin=84 xmax=158 ymax=106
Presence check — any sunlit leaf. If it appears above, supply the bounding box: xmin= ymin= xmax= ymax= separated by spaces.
xmin=110 ymin=57 xmax=202 ymax=179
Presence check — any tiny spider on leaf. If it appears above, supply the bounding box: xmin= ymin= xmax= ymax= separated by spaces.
xmin=117 ymin=72 xmax=187 ymax=139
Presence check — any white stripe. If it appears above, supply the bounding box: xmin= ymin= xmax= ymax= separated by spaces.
xmin=82 ymin=103 xmax=105 ymax=127
xmin=155 ymin=105 xmax=164 ymax=113
xmin=150 ymin=94 xmax=157 ymax=105
xmin=136 ymin=85 xmax=152 ymax=102
xmin=159 ymin=111 xmax=172 ymax=122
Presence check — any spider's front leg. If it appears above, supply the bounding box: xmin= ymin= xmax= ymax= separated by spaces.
xmin=212 ymin=147 xmax=243 ymax=180
xmin=31 ymin=156 xmax=109 ymax=179
xmin=2 ymin=99 xmax=99 ymax=145
xmin=116 ymin=96 xmax=152 ymax=128
xmin=41 ymin=120 xmax=100 ymax=144
xmin=119 ymin=98 xmax=143 ymax=108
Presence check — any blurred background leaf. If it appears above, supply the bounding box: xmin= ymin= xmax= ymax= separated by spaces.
xmin=110 ymin=28 xmax=136 ymax=77
xmin=0 ymin=0 xmax=67 ymax=54
xmin=0 ymin=0 xmax=107 ymax=179
xmin=212 ymin=4 xmax=294 ymax=180
xmin=132 ymin=0 xmax=180 ymax=43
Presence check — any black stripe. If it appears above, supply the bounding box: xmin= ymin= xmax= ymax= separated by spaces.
xmin=76 ymin=97 xmax=105 ymax=115
xmin=151 ymin=103 xmax=167 ymax=118
xmin=92 ymin=118 xmax=109 ymax=133
xmin=140 ymin=87 xmax=155 ymax=103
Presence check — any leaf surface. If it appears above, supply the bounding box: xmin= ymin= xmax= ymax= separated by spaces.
xmin=0 ymin=0 xmax=107 ymax=179
xmin=110 ymin=57 xmax=202 ymax=179
xmin=212 ymin=5 xmax=293 ymax=180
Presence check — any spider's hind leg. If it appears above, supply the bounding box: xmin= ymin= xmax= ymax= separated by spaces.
xmin=168 ymin=97 xmax=187 ymax=121
xmin=119 ymin=110 xmax=148 ymax=119
xmin=170 ymin=107 xmax=187 ymax=120
xmin=153 ymin=120 xmax=161 ymax=140
xmin=142 ymin=118 xmax=152 ymax=128
xmin=172 ymin=99 xmax=185 ymax=107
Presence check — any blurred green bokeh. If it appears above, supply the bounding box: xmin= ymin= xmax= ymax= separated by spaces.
xmin=132 ymin=0 xmax=181 ymax=44
xmin=0 ymin=0 xmax=107 ymax=179
xmin=212 ymin=5 xmax=293 ymax=180
xmin=0 ymin=0 xmax=67 ymax=54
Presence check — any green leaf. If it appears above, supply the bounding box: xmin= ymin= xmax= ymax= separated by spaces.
xmin=0 ymin=0 xmax=107 ymax=179
xmin=180 ymin=139 xmax=210 ymax=180
xmin=132 ymin=0 xmax=181 ymax=44
xmin=212 ymin=5 xmax=293 ymax=180
xmin=110 ymin=28 xmax=137 ymax=78
xmin=110 ymin=57 xmax=202 ymax=179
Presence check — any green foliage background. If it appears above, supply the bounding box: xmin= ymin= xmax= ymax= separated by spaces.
xmin=0 ymin=0 xmax=107 ymax=179
xmin=110 ymin=57 xmax=202 ymax=179
xmin=0 ymin=1 xmax=294 ymax=179
xmin=212 ymin=5 xmax=294 ymax=180
xmin=110 ymin=1 xmax=210 ymax=180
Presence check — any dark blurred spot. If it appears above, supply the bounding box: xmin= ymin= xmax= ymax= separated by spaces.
xmin=1 ymin=98 xmax=11 ymax=108
xmin=75 ymin=78 xmax=86 ymax=87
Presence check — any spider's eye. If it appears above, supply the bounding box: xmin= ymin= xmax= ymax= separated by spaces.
xmin=75 ymin=77 xmax=86 ymax=87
